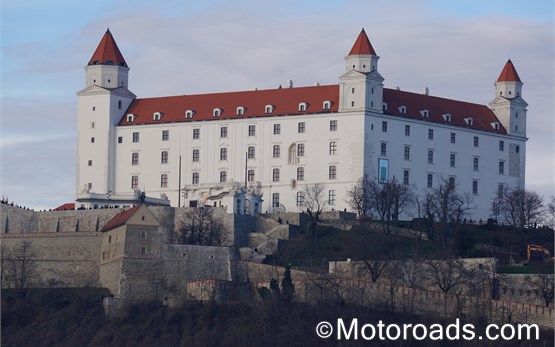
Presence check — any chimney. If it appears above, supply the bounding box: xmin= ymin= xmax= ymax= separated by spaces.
xmin=314 ymin=82 xmax=320 ymax=86
xmin=285 ymin=80 xmax=293 ymax=88
xmin=422 ymin=87 xmax=429 ymax=95
xmin=395 ymin=86 xmax=400 ymax=90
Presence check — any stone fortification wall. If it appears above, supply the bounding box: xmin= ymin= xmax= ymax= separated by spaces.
xmin=1 ymin=204 xmax=121 ymax=233
xmin=227 ymin=261 xmax=553 ymax=328
xmin=1 ymin=232 xmax=102 ymax=287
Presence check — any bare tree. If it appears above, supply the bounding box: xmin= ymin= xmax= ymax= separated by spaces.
xmin=529 ymin=274 xmax=554 ymax=307
xmin=1 ymin=241 xmax=37 ymax=292
xmin=177 ymin=207 xmax=229 ymax=246
xmin=495 ymin=186 xmax=544 ymax=254
xmin=346 ymin=175 xmax=374 ymax=229
xmin=476 ymin=258 xmax=506 ymax=300
xmin=424 ymin=258 xmax=468 ymax=295
xmin=301 ymin=183 xmax=327 ymax=239
xmin=430 ymin=178 xmax=474 ymax=252
xmin=547 ymin=196 xmax=555 ymax=229
xmin=360 ymin=258 xmax=391 ymax=283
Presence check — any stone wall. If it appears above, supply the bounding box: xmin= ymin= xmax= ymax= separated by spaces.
xmin=1 ymin=232 xmax=102 ymax=287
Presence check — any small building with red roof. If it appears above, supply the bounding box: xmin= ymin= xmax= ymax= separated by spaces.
xmin=75 ymin=28 xmax=528 ymax=219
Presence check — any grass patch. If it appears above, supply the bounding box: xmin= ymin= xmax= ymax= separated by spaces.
xmin=498 ymin=263 xmax=555 ymax=274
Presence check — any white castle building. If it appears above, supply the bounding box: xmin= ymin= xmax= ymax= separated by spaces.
xmin=76 ymin=29 xmax=527 ymax=219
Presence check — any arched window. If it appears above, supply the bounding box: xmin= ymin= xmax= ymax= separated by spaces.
xmin=153 ymin=112 xmax=163 ymax=120
xmin=126 ymin=114 xmax=135 ymax=122
xmin=213 ymin=108 xmax=222 ymax=117
xmin=288 ymin=144 xmax=298 ymax=164
xmin=323 ymin=100 xmax=331 ymax=110
xmin=185 ymin=110 xmax=195 ymax=118
xmin=265 ymin=105 xmax=274 ymax=114
xmin=298 ymin=102 xmax=307 ymax=112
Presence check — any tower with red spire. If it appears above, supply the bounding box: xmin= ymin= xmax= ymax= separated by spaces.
xmin=489 ymin=59 xmax=527 ymax=138
xmin=76 ymin=29 xmax=136 ymax=208
xmin=339 ymin=29 xmax=384 ymax=113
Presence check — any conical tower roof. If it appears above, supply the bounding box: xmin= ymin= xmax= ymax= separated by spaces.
xmin=497 ymin=59 xmax=521 ymax=83
xmin=348 ymin=28 xmax=377 ymax=56
xmin=88 ymin=29 xmax=128 ymax=67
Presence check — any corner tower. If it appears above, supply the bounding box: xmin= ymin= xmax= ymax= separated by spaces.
xmin=76 ymin=29 xmax=136 ymax=209
xmin=339 ymin=29 xmax=384 ymax=112
xmin=489 ymin=60 xmax=527 ymax=137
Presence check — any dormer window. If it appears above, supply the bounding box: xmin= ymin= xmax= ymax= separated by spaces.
xmin=126 ymin=114 xmax=136 ymax=122
xmin=491 ymin=122 xmax=500 ymax=130
xmin=382 ymin=103 xmax=388 ymax=111
xmin=442 ymin=113 xmax=452 ymax=122
xmin=213 ymin=108 xmax=222 ymax=117
xmin=323 ymin=100 xmax=332 ymax=110
xmin=398 ymin=106 xmax=407 ymax=114
xmin=265 ymin=105 xmax=274 ymax=114
xmin=298 ymin=102 xmax=308 ymax=112
xmin=420 ymin=109 xmax=429 ymax=118
xmin=185 ymin=110 xmax=195 ymax=119
xmin=465 ymin=117 xmax=474 ymax=126
xmin=236 ymin=106 xmax=245 ymax=116
xmin=153 ymin=112 xmax=163 ymax=121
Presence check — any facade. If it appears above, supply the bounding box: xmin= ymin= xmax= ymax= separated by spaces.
xmin=76 ymin=29 xmax=527 ymax=219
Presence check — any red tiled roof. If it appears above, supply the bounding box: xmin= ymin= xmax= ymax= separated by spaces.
xmin=120 ymin=85 xmax=505 ymax=134
xmin=88 ymin=29 xmax=128 ymax=68
xmin=497 ymin=59 xmax=521 ymax=83
xmin=54 ymin=203 xmax=75 ymax=211
xmin=383 ymin=89 xmax=506 ymax=134
xmin=101 ymin=205 xmax=140 ymax=232
xmin=121 ymin=85 xmax=340 ymax=125
xmin=348 ymin=29 xmax=377 ymax=56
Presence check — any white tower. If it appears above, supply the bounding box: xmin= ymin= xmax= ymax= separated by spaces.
xmin=76 ymin=29 xmax=136 ymax=208
xmin=339 ymin=29 xmax=384 ymax=113
xmin=489 ymin=60 xmax=527 ymax=137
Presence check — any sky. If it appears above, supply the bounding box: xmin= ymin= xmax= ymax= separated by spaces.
xmin=1 ymin=0 xmax=553 ymax=210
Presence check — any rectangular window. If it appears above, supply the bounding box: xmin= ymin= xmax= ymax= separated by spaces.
xmin=140 ymin=230 xmax=147 ymax=239
xmin=160 ymin=174 xmax=168 ymax=187
xmin=140 ymin=247 xmax=146 ymax=255
xmin=427 ymin=174 xmax=433 ymax=188
xmin=473 ymin=157 xmax=479 ymax=171
xmin=297 ymin=144 xmax=305 ymax=157
xmin=472 ymin=180 xmax=478 ymax=195
xmin=131 ymin=176 xmax=139 ymax=189
xmin=473 ymin=136 xmax=479 ymax=147
xmin=272 ymin=193 xmax=280 ymax=208
xmin=88 ymin=160 xmax=92 ymax=166
xmin=193 ymin=128 xmax=200 ymax=139
xmin=162 ymin=130 xmax=169 ymax=141
xmin=428 ymin=129 xmax=434 ymax=140
xmin=272 ymin=168 xmax=280 ymax=182
xmin=499 ymin=141 xmax=504 ymax=151
xmin=132 ymin=153 xmax=139 ymax=165
xmin=515 ymin=145 xmax=520 ymax=153
xmin=297 ymin=167 xmax=304 ymax=181
xmin=382 ymin=121 xmax=388 ymax=132
xmin=220 ymin=127 xmax=228 ymax=138
xmin=132 ymin=132 xmax=139 ymax=143
xmin=497 ymin=184 xmax=504 ymax=198
xmin=449 ymin=177 xmax=455 ymax=188
xmin=91 ymin=122 xmax=95 ymax=129
xmin=403 ymin=170 xmax=409 ymax=185
xmin=248 ymin=170 xmax=255 ymax=182
xmin=404 ymin=146 xmax=410 ymax=160
xmin=220 ymin=148 xmax=227 ymax=161
xmin=248 ymin=146 xmax=255 ymax=159
xmin=450 ymin=133 xmax=456 ymax=144
xmin=192 ymin=149 xmax=200 ymax=162
xmin=378 ymin=159 xmax=389 ymax=183
xmin=380 ymin=143 xmax=387 ymax=156
xmin=328 ymin=190 xmax=336 ymax=205
xmin=329 ymin=142 xmax=337 ymax=155
xmin=450 ymin=153 xmax=456 ymax=167
xmin=296 ymin=192 xmax=304 ymax=206
xmin=118 ymin=136 xmax=123 ymax=144
xmin=91 ymin=137 xmax=95 ymax=143
xmin=328 ymin=165 xmax=337 ymax=180
xmin=161 ymin=151 xmax=169 ymax=164
xmin=219 ymin=171 xmax=227 ymax=183
xmin=427 ymin=150 xmax=434 ymax=164
xmin=192 ymin=172 xmax=199 ymax=185
xmin=330 ymin=120 xmax=337 ymax=131
xmin=248 ymin=125 xmax=256 ymax=136
xmin=405 ymin=125 xmax=410 ymax=136
xmin=273 ymin=124 xmax=281 ymax=135
xmin=298 ymin=122 xmax=305 ymax=133
xmin=499 ymin=161 xmax=505 ymax=174
xmin=273 ymin=145 xmax=280 ymax=158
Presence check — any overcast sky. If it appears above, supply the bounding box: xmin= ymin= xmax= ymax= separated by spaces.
xmin=1 ymin=0 xmax=553 ymax=210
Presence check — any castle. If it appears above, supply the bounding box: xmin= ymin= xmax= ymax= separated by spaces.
xmin=76 ymin=29 xmax=527 ymax=219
